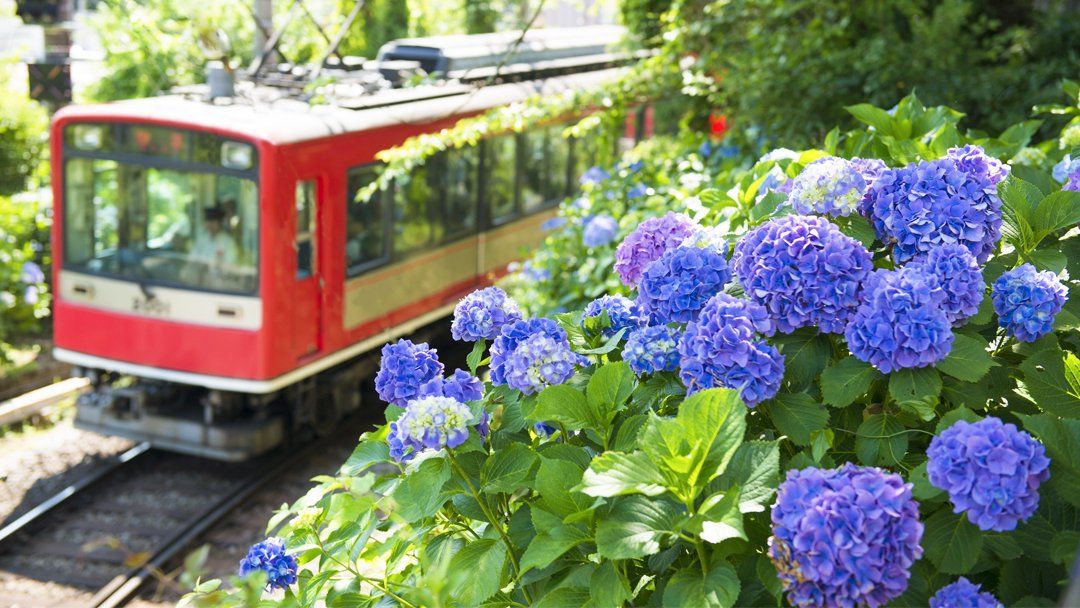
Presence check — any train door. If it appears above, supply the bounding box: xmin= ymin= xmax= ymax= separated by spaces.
xmin=292 ymin=178 xmax=322 ymax=358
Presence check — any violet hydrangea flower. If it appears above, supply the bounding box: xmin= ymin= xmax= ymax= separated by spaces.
xmin=927 ymin=417 xmax=1050 ymax=532
xmin=238 ymin=537 xmax=298 ymax=590
xmin=991 ymin=264 xmax=1068 ymax=342
xmin=947 ymin=144 xmax=1010 ymax=186
xmin=490 ymin=318 xmax=586 ymax=394
xmin=375 ymin=339 xmax=444 ymax=407
xmin=678 ymin=293 xmax=783 ymax=407
xmin=20 ymin=261 xmax=44 ymax=284
xmin=768 ymin=464 xmax=924 ymax=608
xmin=582 ymin=214 xmax=619 ymax=247
xmin=788 ymin=156 xmax=867 ymax=217
xmin=583 ymin=294 xmax=642 ymax=339
xmin=418 ymin=369 xmax=483 ymax=403
xmin=614 ymin=212 xmax=698 ymax=287
xmin=911 ymin=243 xmax=985 ymax=326
xmin=623 ymin=325 xmax=681 ymax=376
xmin=844 ymin=266 xmax=954 ymax=373
xmin=387 ymin=395 xmax=474 ymax=462
xmin=1064 ymin=165 xmax=1080 ymax=192
xmin=929 ymin=577 xmax=1003 ymax=608
xmin=636 ymin=244 xmax=732 ymax=324
xmin=732 ymin=215 xmax=873 ymax=334
xmin=451 ymin=287 xmax=523 ymax=342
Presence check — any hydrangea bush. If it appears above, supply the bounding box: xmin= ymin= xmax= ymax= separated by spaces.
xmin=184 ymin=94 xmax=1080 ymax=607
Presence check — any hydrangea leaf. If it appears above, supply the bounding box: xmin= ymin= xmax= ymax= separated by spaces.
xmin=820 ymin=356 xmax=880 ymax=407
xmin=535 ymin=587 xmax=591 ymax=608
xmin=519 ymin=508 xmax=588 ymax=573
xmin=855 ymin=414 xmax=908 ymax=466
xmin=833 ymin=213 xmax=876 ymax=248
xmin=923 ymin=508 xmax=983 ymax=574
xmin=590 ymin=561 xmax=632 ymax=608
xmin=765 ymin=392 xmax=828 ymax=446
xmin=586 ymin=361 xmax=635 ymax=420
xmin=532 ymin=384 xmax=597 ymax=432
xmin=677 ymin=388 xmax=748 ymax=483
xmin=1016 ymin=413 xmax=1080 ymax=508
xmin=392 ymin=457 xmax=451 ymax=522
xmin=481 ymin=443 xmax=538 ymax=494
xmin=712 ymin=440 xmax=780 ymax=513
xmin=1012 ymin=497 xmax=1080 ymax=563
xmin=694 ymin=489 xmax=746 ymax=544
xmin=998 ymin=175 xmax=1043 ymax=252
xmin=845 ymin=103 xmax=897 ymax=135
xmin=936 ymin=334 xmax=996 ymax=383
xmin=772 ymin=328 xmax=831 ymax=391
xmin=534 ymin=457 xmax=592 ymax=518
xmin=1020 ymin=349 xmax=1080 ymax=418
xmin=577 ymin=451 xmax=667 ymax=497
xmin=1033 ymin=190 xmax=1080 ymax=241
xmin=466 ymin=339 xmax=487 ymax=374
xmin=342 ymin=438 xmax=391 ymax=476
xmin=888 ymin=367 xmax=942 ymax=404
xmin=1050 ymin=531 xmax=1080 ymax=566
xmin=935 ymin=406 xmax=981 ymax=433
xmin=448 ymin=538 xmax=507 ymax=605
xmin=595 ymin=495 xmax=680 ymax=559
xmin=661 ymin=562 xmax=740 ymax=608
xmin=909 ymin=461 xmax=944 ymax=501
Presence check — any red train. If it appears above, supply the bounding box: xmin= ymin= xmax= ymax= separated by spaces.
xmin=50 ymin=26 xmax=646 ymax=459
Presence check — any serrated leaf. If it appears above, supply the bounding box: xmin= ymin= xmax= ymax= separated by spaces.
xmin=535 ymin=457 xmax=591 ymax=517
xmin=532 ymin=384 xmax=597 ymax=431
xmin=888 ymin=367 xmax=942 ymax=403
xmin=697 ymin=489 xmax=746 ymax=544
xmin=910 ymin=461 xmax=944 ymax=500
xmin=519 ymin=509 xmax=588 ymax=573
xmin=1016 ymin=413 xmax=1080 ymax=508
xmin=662 ymin=563 xmax=741 ymax=608
xmin=846 ymin=103 xmax=896 ymax=135
xmin=578 ymin=450 xmax=667 ymax=497
xmin=1033 ymin=190 xmax=1080 ymax=239
xmin=595 ymin=496 xmax=680 ymax=559
xmin=712 ymin=440 xmax=780 ymax=513
xmin=936 ymin=334 xmax=996 ymax=382
xmin=392 ymin=457 xmax=451 ymax=522
xmin=448 ymin=539 xmax=507 ymax=605
xmin=1021 ymin=349 xmax=1080 ymax=418
xmin=466 ymin=339 xmax=487 ymax=374
xmin=821 ymin=356 xmax=880 ymax=407
xmin=342 ymin=439 xmax=391 ymax=476
xmin=587 ymin=361 xmax=635 ymax=415
xmin=590 ymin=561 xmax=632 ymax=607
xmin=999 ymin=176 xmax=1044 ymax=251
xmin=536 ymin=587 xmax=591 ymax=608
xmin=855 ymin=414 xmax=908 ymax=466
xmin=772 ymin=328 xmax=831 ymax=391
xmin=481 ymin=443 xmax=538 ymax=494
xmin=766 ymin=392 xmax=828 ymax=446
xmin=922 ymin=508 xmax=982 ymax=574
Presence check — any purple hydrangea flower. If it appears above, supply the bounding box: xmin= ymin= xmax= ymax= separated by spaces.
xmin=387 ymin=395 xmax=474 ymax=462
xmin=451 ymin=287 xmax=523 ymax=342
xmin=852 ymin=157 xmax=888 ymax=184
xmin=521 ymin=260 xmax=550 ymax=283
xmin=844 ymin=266 xmax=954 ymax=373
xmin=375 ymin=339 xmax=444 ymax=407
xmin=929 ymin=577 xmax=1003 ymax=608
xmin=614 ymin=212 xmax=698 ymax=287
xmin=1064 ymin=166 xmax=1080 ymax=192
xmin=928 ymin=417 xmax=1051 ymax=532
xmin=865 ymin=147 xmax=1005 ymax=264
xmin=1052 ymin=156 xmax=1077 ymax=184
xmin=637 ymin=245 xmax=732 ymax=324
xmin=732 ymin=215 xmax=873 ymax=334
xmin=580 ymin=166 xmax=609 ymax=185
xmin=623 ymin=325 xmax=682 ymax=376
xmin=582 ymin=214 xmax=619 ymax=247
xmin=418 ymin=369 xmax=484 ymax=403
xmin=20 ymin=261 xmax=44 ymax=284
xmin=583 ymin=294 xmax=642 ymax=338
xmin=24 ymin=285 xmax=39 ymax=305
xmin=911 ymin=243 xmax=985 ymax=326
xmin=991 ymin=264 xmax=1068 ymax=342
xmin=678 ymin=293 xmax=783 ymax=407
xmin=490 ymin=318 xmax=586 ymax=394
xmin=788 ymin=157 xmax=867 ymax=217
xmin=238 ymin=537 xmax=298 ymax=590
xmin=769 ymin=464 xmax=924 ymax=608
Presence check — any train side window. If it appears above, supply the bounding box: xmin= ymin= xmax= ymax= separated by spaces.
xmin=295 ymin=180 xmax=316 ymax=278
xmin=520 ymin=130 xmax=547 ymax=212
xmin=547 ymin=123 xmax=570 ymax=201
xmin=443 ymin=146 xmax=478 ymax=240
xmin=345 ymin=165 xmax=390 ymax=275
xmin=485 ymin=135 xmax=518 ymax=225
xmin=395 ymin=157 xmax=440 ymax=255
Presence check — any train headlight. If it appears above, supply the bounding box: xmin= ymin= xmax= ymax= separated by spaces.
xmin=71 ymin=124 xmax=106 ymax=151
xmin=221 ymin=141 xmax=254 ymax=170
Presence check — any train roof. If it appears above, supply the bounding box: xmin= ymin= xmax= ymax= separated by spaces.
xmin=54 ymin=66 xmax=625 ymax=147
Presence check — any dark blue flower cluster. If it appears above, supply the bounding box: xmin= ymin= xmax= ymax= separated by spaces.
xmin=418 ymin=369 xmax=484 ymax=403
xmin=929 ymin=577 xmax=1003 ymax=608
xmin=991 ymin=264 xmax=1068 ymax=342
xmin=788 ymin=157 xmax=867 ymax=217
xmin=864 ymin=146 xmax=1005 ymax=264
xmin=451 ymin=287 xmax=523 ymax=342
xmin=238 ymin=537 xmax=298 ymax=590
xmin=911 ymin=243 xmax=985 ymax=326
xmin=583 ymin=294 xmax=642 ymax=338
xmin=678 ymin=293 xmax=783 ymax=407
xmin=623 ymin=324 xmax=682 ymax=376
xmin=582 ymin=214 xmax=619 ymax=247
xmin=614 ymin=212 xmax=698 ymax=287
xmin=375 ymin=339 xmax=444 ymax=407
xmin=845 ymin=266 xmax=953 ymax=373
xmin=387 ymin=395 xmax=474 ymax=462
xmin=732 ymin=215 xmax=873 ymax=334
xmin=927 ymin=417 xmax=1050 ymax=532
xmin=636 ymin=245 xmax=732 ymax=324
xmin=490 ymin=318 xmax=585 ymax=394
xmin=769 ymin=464 xmax=924 ymax=608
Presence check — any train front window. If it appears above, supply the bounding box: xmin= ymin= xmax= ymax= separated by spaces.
xmin=62 ymin=132 xmax=259 ymax=295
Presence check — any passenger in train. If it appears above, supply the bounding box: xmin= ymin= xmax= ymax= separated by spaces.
xmin=184 ymin=206 xmax=239 ymax=288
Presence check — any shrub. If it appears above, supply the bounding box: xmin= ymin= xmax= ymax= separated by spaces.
xmin=0 ymin=191 xmax=52 ymax=364
xmin=0 ymin=57 xmax=49 ymax=196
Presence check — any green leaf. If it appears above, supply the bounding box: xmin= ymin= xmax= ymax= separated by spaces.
xmin=466 ymin=339 xmax=487 ymax=375
xmin=910 ymin=461 xmax=944 ymax=500
xmin=662 ymin=563 xmax=741 ymax=608
xmin=766 ymin=392 xmax=829 ymax=446
xmin=1033 ymin=190 xmax=1080 ymax=238
xmin=888 ymin=367 xmax=942 ymax=403
xmin=834 ymin=213 xmax=877 ymax=248
xmin=922 ymin=508 xmax=983 ymax=574
xmin=936 ymin=334 xmax=996 ymax=382
xmin=448 ymin=539 xmax=507 ymax=605
xmin=855 ymin=414 xmax=908 ymax=466
xmin=1020 ymin=349 xmax=1080 ymax=418
xmin=999 ymin=175 xmax=1044 ymax=251
xmin=392 ymin=457 xmax=451 ymax=522
xmin=587 ymin=361 xmax=635 ymax=417
xmin=845 ymin=103 xmax=896 ymax=135
xmin=535 ymin=587 xmax=591 ymax=608
xmin=678 ymin=388 xmax=748 ymax=483
xmin=713 ymin=440 xmax=780 ymax=513
xmin=590 ymin=561 xmax=632 ymax=607
xmin=535 ymin=457 xmax=592 ymax=517
xmin=820 ymin=356 xmax=880 ymax=407
xmin=696 ymin=489 xmax=746 ymax=544
xmin=773 ymin=329 xmax=832 ymax=391
xmin=578 ymin=451 xmax=667 ymax=497
xmin=595 ymin=496 xmax=680 ymax=560
xmin=520 ymin=509 xmax=589 ymax=573
xmin=481 ymin=443 xmax=538 ymax=494
xmin=936 ymin=406 xmax=981 ymax=433
xmin=1016 ymin=413 xmax=1080 ymax=508
xmin=342 ymin=439 xmax=391 ymax=476
xmin=532 ymin=384 xmax=595 ymax=431
xmin=750 ymin=191 xmax=787 ymax=224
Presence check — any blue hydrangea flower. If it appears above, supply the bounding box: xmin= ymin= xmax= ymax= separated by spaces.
xmin=911 ymin=243 xmax=984 ymax=326
xmin=732 ymin=215 xmax=873 ymax=334
xmin=238 ymin=538 xmax=298 ymax=590
xmin=20 ymin=261 xmax=44 ymax=284
xmin=991 ymin=264 xmax=1068 ymax=342
xmin=1065 ymin=166 xmax=1080 ymax=192
xmin=852 ymin=157 xmax=888 ymax=184
xmin=623 ymin=325 xmax=682 ymax=376
xmin=387 ymin=395 xmax=474 ymax=462
xmin=375 ymin=340 xmax=444 ymax=407
xmin=769 ymin=464 xmax=924 ymax=608
xmin=582 ymin=214 xmax=619 ymax=247
xmin=580 ymin=166 xmax=609 ymax=185
xmin=1052 ymin=155 xmax=1077 ymax=183
xmin=451 ymin=287 xmax=523 ymax=342
xmin=844 ymin=266 xmax=953 ymax=373
xmin=637 ymin=245 xmax=732 ymax=324
xmin=497 ymin=327 xmax=587 ymax=395
xmin=929 ymin=577 xmax=1003 ymax=608
xmin=583 ymin=294 xmax=642 ymax=338
xmin=418 ymin=369 xmax=484 ymax=403
xmin=679 ymin=225 xmax=728 ymax=253
xmin=928 ymin=417 xmax=1051 ymax=532
xmin=541 ymin=216 xmax=566 ymax=231
xmin=788 ymin=157 xmax=867 ymax=217
xmin=521 ymin=260 xmax=550 ymax=283
xmin=678 ymin=293 xmax=783 ymax=407
xmin=614 ymin=212 xmax=698 ymax=287
xmin=627 ymin=183 xmax=648 ymax=199
xmin=865 ymin=147 xmax=1005 ymax=264
xmin=623 ymin=159 xmax=644 ymax=173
